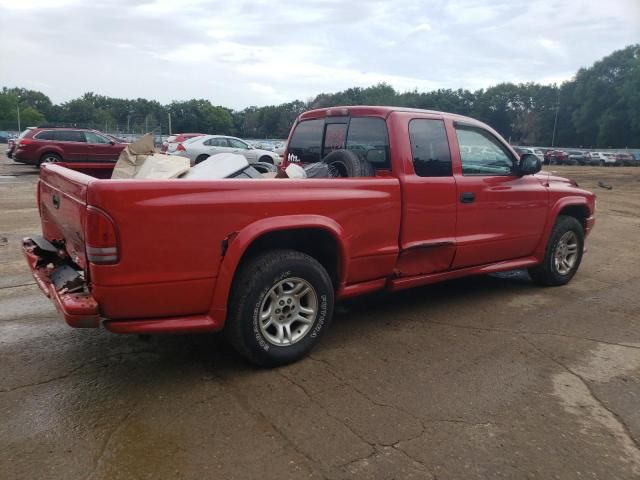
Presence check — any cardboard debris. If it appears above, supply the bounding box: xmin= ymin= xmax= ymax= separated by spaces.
xmin=111 ymin=134 xmax=155 ymax=179
xmin=111 ymin=133 xmax=189 ymax=180
xmin=133 ymin=154 xmax=190 ymax=179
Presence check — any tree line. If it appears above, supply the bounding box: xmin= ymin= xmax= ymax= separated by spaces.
xmin=1 ymin=44 xmax=638 ymax=148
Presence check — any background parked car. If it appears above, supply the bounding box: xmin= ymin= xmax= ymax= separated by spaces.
xmin=589 ymin=151 xmax=617 ymax=166
xmin=160 ymin=133 xmax=205 ymax=153
xmin=567 ymin=150 xmax=591 ymax=165
xmin=614 ymin=152 xmax=637 ymax=166
xmin=544 ymin=149 xmax=570 ymax=165
xmin=172 ymin=135 xmax=282 ymax=166
xmin=12 ymin=127 xmax=127 ymax=166
xmin=514 ymin=146 xmax=545 ymax=163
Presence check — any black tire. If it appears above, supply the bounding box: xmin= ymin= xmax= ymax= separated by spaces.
xmin=528 ymin=215 xmax=584 ymax=286
xmin=226 ymin=249 xmax=334 ymax=367
xmin=323 ymin=149 xmax=375 ymax=178
xmin=252 ymin=162 xmax=278 ymax=174
xmin=258 ymin=155 xmax=274 ymax=165
xmin=39 ymin=152 xmax=62 ymax=166
xmin=195 ymin=154 xmax=209 ymax=165
xmin=599 ymin=160 xmax=605 ymax=167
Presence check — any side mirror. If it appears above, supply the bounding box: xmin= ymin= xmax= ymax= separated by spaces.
xmin=109 ymin=140 xmax=115 ymax=145
xmin=517 ymin=153 xmax=541 ymax=176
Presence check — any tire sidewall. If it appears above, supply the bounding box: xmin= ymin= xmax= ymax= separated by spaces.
xmin=545 ymin=217 xmax=584 ymax=284
xmin=239 ymin=257 xmax=334 ymax=366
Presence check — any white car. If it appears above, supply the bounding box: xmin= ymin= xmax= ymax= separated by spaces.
xmin=589 ymin=152 xmax=617 ymax=166
xmin=514 ymin=146 xmax=545 ymax=162
xmin=172 ymin=135 xmax=281 ymax=166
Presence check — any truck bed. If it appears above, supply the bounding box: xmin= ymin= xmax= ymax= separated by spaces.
xmin=32 ymin=162 xmax=402 ymax=328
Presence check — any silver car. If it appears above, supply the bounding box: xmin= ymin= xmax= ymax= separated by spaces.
xmin=172 ymin=135 xmax=281 ymax=166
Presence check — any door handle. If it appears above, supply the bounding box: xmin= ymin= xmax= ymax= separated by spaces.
xmin=460 ymin=192 xmax=475 ymax=203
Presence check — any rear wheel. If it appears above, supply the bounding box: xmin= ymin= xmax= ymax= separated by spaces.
xmin=259 ymin=155 xmax=274 ymax=165
xmin=528 ymin=215 xmax=584 ymax=286
xmin=39 ymin=153 xmax=61 ymax=166
xmin=226 ymin=249 xmax=334 ymax=367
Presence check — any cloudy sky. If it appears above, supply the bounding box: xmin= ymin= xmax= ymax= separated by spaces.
xmin=0 ymin=0 xmax=638 ymax=109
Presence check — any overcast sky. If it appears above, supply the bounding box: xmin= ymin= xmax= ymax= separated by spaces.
xmin=0 ymin=0 xmax=638 ymax=109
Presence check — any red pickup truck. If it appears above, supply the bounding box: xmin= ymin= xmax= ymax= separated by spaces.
xmin=23 ymin=106 xmax=596 ymax=367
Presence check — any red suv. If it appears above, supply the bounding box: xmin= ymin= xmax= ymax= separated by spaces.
xmin=13 ymin=127 xmax=127 ymax=166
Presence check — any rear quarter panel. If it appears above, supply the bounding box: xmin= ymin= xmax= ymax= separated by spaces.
xmin=86 ymin=177 xmax=401 ymax=319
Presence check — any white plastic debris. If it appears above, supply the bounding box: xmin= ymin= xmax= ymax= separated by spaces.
xmin=285 ymin=163 xmax=307 ymax=179
xmin=181 ymin=153 xmax=250 ymax=179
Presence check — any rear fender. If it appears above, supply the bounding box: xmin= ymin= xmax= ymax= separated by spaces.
xmin=208 ymin=215 xmax=348 ymax=324
xmin=534 ymin=196 xmax=592 ymax=257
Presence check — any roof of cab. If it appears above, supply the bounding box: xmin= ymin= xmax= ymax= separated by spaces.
xmin=299 ymin=105 xmax=483 ymax=125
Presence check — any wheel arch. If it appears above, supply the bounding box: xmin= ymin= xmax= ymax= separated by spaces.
xmin=209 ymin=215 xmax=349 ymax=323
xmin=534 ymin=197 xmax=592 ymax=258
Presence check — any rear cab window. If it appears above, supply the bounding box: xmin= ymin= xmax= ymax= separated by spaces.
xmin=287 ymin=116 xmax=390 ymax=169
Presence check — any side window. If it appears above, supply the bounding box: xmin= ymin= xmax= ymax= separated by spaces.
xmin=84 ymin=132 xmax=110 ymax=144
xmin=55 ymin=130 xmax=86 ymax=143
xmin=228 ymin=138 xmax=250 ymax=149
xmin=288 ymin=119 xmax=323 ymax=163
xmin=455 ymin=126 xmax=514 ymax=175
xmin=346 ymin=117 xmax=389 ymax=168
xmin=35 ymin=130 xmax=55 ymax=141
xmin=409 ymin=119 xmax=452 ymax=177
xmin=323 ymin=123 xmax=348 ymax=156
xmin=204 ymin=138 xmax=226 ymax=147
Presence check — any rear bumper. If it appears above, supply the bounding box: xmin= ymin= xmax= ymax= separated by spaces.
xmin=22 ymin=237 xmax=100 ymax=328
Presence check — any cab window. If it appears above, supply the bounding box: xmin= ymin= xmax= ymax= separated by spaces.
xmin=409 ymin=119 xmax=452 ymax=177
xmin=455 ymin=125 xmax=514 ymax=175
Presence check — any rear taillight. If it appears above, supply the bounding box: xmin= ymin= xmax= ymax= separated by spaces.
xmin=85 ymin=207 xmax=119 ymax=264
xmin=176 ymin=143 xmax=186 ymax=152
xmin=18 ymin=138 xmax=33 ymax=148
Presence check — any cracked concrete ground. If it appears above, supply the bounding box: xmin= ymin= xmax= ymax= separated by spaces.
xmin=1 ymin=156 xmax=639 ymax=479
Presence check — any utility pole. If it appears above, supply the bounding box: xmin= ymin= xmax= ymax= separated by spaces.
xmin=168 ymin=112 xmax=172 ymax=135
xmin=551 ymin=88 xmax=560 ymax=147
xmin=16 ymin=95 xmax=21 ymax=132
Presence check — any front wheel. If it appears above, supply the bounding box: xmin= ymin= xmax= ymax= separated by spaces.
xmin=226 ymin=249 xmax=334 ymax=367
xmin=528 ymin=215 xmax=584 ymax=286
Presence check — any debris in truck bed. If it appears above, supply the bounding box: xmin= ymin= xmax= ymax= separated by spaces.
xmin=111 ymin=134 xmax=190 ymax=180
xmin=181 ymin=153 xmax=260 ymax=179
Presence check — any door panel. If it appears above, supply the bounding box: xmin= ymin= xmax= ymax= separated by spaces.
xmin=397 ymin=115 xmax=458 ymax=277
xmin=451 ymin=123 xmax=548 ymax=268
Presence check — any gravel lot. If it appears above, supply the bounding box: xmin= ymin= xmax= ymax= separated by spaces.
xmin=1 ymin=156 xmax=639 ymax=480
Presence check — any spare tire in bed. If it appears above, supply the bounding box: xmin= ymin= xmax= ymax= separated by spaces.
xmin=323 ymin=149 xmax=375 ymax=178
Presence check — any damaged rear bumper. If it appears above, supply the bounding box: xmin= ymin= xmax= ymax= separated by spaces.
xmin=22 ymin=237 xmax=100 ymax=328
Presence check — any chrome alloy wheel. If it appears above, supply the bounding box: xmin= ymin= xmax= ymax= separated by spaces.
xmin=259 ymin=277 xmax=318 ymax=346
xmin=554 ymin=231 xmax=579 ymax=275
xmin=42 ymin=155 xmax=59 ymax=163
